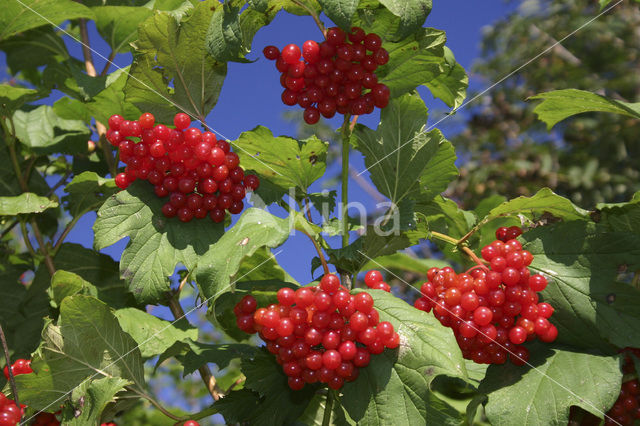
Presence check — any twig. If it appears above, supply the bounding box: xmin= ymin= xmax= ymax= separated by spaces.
xmin=0 ymin=323 xmax=21 ymax=421
xmin=52 ymin=215 xmax=83 ymax=253
xmin=100 ymin=49 xmax=116 ymax=77
xmin=301 ymin=198 xmax=330 ymax=275
xmin=46 ymin=169 xmax=72 ymax=197
xmin=429 ymin=231 xmax=487 ymax=267
xmin=291 ymin=0 xmax=326 ymax=36
xmin=166 ymin=296 xmax=221 ymax=401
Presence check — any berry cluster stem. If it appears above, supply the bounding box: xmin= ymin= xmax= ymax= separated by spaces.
xmin=167 ymin=295 xmax=222 ymax=401
xmin=341 ymin=114 xmax=352 ymax=249
xmin=429 ymin=231 xmax=487 ymax=267
xmin=322 ymin=390 xmax=334 ymax=426
xmin=0 ymin=323 xmax=21 ymax=421
xmin=291 ymin=0 xmax=326 ymax=36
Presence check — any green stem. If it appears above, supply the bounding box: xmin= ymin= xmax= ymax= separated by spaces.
xmin=322 ymin=390 xmax=334 ymax=426
xmin=0 ymin=323 xmax=21 ymax=422
xmin=341 ymin=115 xmax=351 ymax=249
xmin=52 ymin=214 xmax=83 ymax=254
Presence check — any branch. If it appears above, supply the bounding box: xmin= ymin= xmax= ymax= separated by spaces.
xmin=429 ymin=231 xmax=488 ymax=267
xmin=52 ymin=215 xmax=83 ymax=253
xmin=166 ymin=296 xmax=221 ymax=401
xmin=100 ymin=49 xmax=116 ymax=77
xmin=322 ymin=390 xmax=334 ymax=426
xmin=0 ymin=323 xmax=21 ymax=422
xmin=78 ymin=18 xmax=115 ymax=176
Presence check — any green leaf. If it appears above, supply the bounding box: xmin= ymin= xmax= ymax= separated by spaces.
xmin=94 ymin=6 xmax=153 ymax=53
xmin=205 ymin=0 xmax=252 ymax=63
xmin=114 ymin=307 xmax=198 ymax=358
xmin=354 ymin=93 xmax=452 ymax=206
xmin=179 ymin=342 xmax=258 ymax=375
xmin=86 ymin=68 xmax=142 ymax=125
xmin=236 ymin=246 xmax=297 ymax=283
xmin=296 ymin=391 xmax=356 ymax=425
xmin=530 ymin=89 xmax=640 ymax=130
xmin=51 ymin=270 xmax=97 ymax=306
xmin=321 ymin=227 xmax=412 ymax=276
xmin=425 ymin=58 xmax=468 ymax=109
xmin=242 ymin=349 xmax=319 ymax=424
xmin=195 ymin=208 xmax=292 ymax=303
xmin=125 ymin=1 xmax=227 ymax=122
xmin=0 ymin=27 xmax=69 ymax=80
xmin=480 ymin=344 xmax=622 ymax=426
xmin=0 ymin=192 xmax=57 ymax=215
xmin=0 ymin=0 xmax=94 ymax=41
xmin=317 ymin=0 xmax=358 ymax=30
xmin=597 ymin=195 xmax=640 ymax=235
xmin=377 ymin=0 xmax=432 ymax=38
xmin=0 ymin=84 xmax=41 ymax=115
xmin=0 ymin=261 xmax=46 ymax=357
xmin=53 ymin=97 xmax=92 ymax=122
xmin=376 ymin=28 xmax=448 ymax=98
xmin=523 ymin=222 xmax=640 ymax=349
xmin=54 ymin=243 xmax=136 ymax=309
xmin=63 ymin=172 xmax=118 ymax=218
xmin=12 ymin=105 xmax=90 ymax=154
xmin=234 ymin=126 xmax=328 ymax=199
xmin=341 ymin=290 xmax=467 ymax=424
xmin=60 ymin=376 xmax=131 ymax=426
xmin=212 ymin=280 xmax=298 ymax=341
xmin=417 ymin=134 xmax=458 ymax=201
xmin=15 ymin=295 xmax=145 ymax=410
xmin=484 ymin=187 xmax=589 ymax=223
xmin=94 ymin=181 xmax=225 ymax=304
xmin=361 ymin=252 xmax=449 ymax=275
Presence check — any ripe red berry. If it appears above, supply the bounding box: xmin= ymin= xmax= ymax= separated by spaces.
xmin=320 ymin=274 xmax=340 ymax=294
xmin=263 ymin=45 xmax=280 ymax=60
xmin=281 ymin=44 xmax=301 ymax=64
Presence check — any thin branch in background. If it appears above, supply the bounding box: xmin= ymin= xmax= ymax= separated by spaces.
xmin=0 ymin=324 xmax=21 ymax=422
xmin=100 ymin=49 xmax=116 ymax=77
xmin=166 ymin=296 xmax=222 ymax=401
xmin=77 ymin=18 xmax=116 ymax=177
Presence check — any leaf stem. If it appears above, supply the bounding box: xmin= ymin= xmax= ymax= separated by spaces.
xmin=127 ymin=386 xmax=183 ymax=421
xmin=322 ymin=390 xmax=334 ymax=426
xmin=166 ymin=296 xmax=221 ymax=401
xmin=291 ymin=0 xmax=326 ymax=36
xmin=0 ymin=323 xmax=21 ymax=422
xmin=302 ymin=198 xmax=330 ymax=275
xmin=19 ymin=221 xmax=37 ymax=258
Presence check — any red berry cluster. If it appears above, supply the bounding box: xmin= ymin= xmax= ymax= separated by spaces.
xmin=233 ymin=274 xmax=400 ymax=391
xmin=1 ymin=359 xmax=31 ymax=426
xmin=363 ymin=270 xmax=390 ymax=292
xmin=604 ymin=348 xmax=640 ymax=425
xmin=32 ymin=412 xmax=61 ymax=426
xmin=106 ymin=112 xmax=260 ymax=223
xmin=263 ymin=26 xmax=391 ymax=124
xmin=413 ymin=226 xmax=558 ymax=365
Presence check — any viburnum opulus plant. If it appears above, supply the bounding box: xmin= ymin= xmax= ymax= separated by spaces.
xmin=0 ymin=0 xmax=639 ymax=425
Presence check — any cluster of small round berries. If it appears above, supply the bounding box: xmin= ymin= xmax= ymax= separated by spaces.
xmin=263 ymin=26 xmax=391 ymax=124
xmin=106 ymin=112 xmax=260 ymax=223
xmin=233 ymin=274 xmax=400 ymax=391
xmin=413 ymin=226 xmax=558 ymax=365
xmin=604 ymin=348 xmax=640 ymax=425
xmin=363 ymin=270 xmax=391 ymax=292
xmin=1 ymin=359 xmax=31 ymax=426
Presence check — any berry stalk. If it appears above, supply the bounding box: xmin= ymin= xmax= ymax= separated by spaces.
xmin=341 ymin=114 xmax=351 ymax=250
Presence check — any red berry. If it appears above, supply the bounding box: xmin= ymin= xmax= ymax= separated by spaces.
xmin=281 ymin=44 xmax=301 ymax=64
xmin=320 ymin=274 xmax=340 ymax=294
xmin=263 ymin=45 xmax=280 ymax=60
xmin=354 ymin=292 xmax=374 ymax=313
xmin=302 ymin=40 xmax=320 ymax=63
